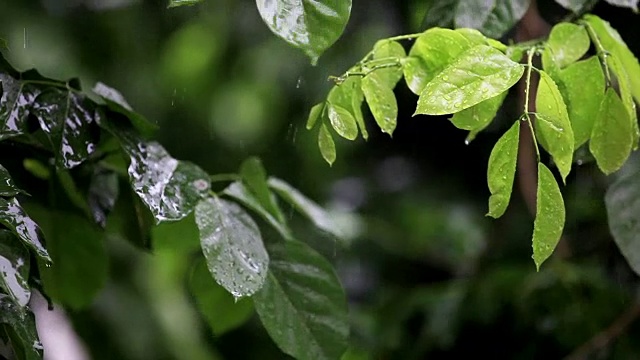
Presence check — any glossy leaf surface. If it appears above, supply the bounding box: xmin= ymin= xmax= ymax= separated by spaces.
xmin=545 ymin=23 xmax=590 ymax=69
xmin=0 ymin=296 xmax=42 ymax=360
xmin=92 ymin=82 xmax=157 ymax=135
xmin=450 ymin=91 xmax=507 ymax=140
xmin=0 ymin=230 xmax=30 ymax=307
xmin=532 ymin=163 xmax=565 ymax=270
xmin=318 ymin=123 xmax=336 ymax=165
xmin=589 ymin=88 xmax=632 ymax=175
xmin=486 ymin=121 xmax=519 ymax=218
xmin=0 ymin=74 xmax=41 ymax=141
xmin=362 ymin=74 xmax=398 ymax=135
xmin=0 ymin=198 xmax=49 ymax=261
xmin=0 ymin=164 xmax=21 ymax=197
xmin=327 ymin=104 xmax=358 ymax=140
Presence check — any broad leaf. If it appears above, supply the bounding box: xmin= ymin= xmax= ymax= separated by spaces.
xmin=239 ymin=157 xmax=284 ymax=222
xmin=455 ymin=0 xmax=530 ymax=38
xmin=92 ymin=82 xmax=157 ymax=135
xmin=404 ymin=28 xmax=472 ymax=95
xmin=532 ymin=163 xmax=565 ymax=270
xmin=327 ymin=77 xmax=367 ymax=140
xmin=0 ymin=197 xmax=49 ymax=261
xmin=589 ymin=88 xmax=633 ymax=175
xmin=370 ymin=40 xmax=405 ymax=89
xmin=189 ymin=258 xmax=254 ymax=335
xmin=415 ymin=45 xmax=524 ymax=115
xmin=318 ymin=123 xmax=336 ymax=165
xmin=0 ymin=231 xmax=30 ymax=307
xmin=0 ymin=74 xmax=41 ymax=141
xmin=327 ymin=104 xmax=358 ymax=140
xmin=486 ymin=121 xmax=519 ymax=218
xmin=0 ymin=164 xmax=21 ymax=197
xmin=604 ymin=0 xmax=638 ymax=10
xmin=545 ymin=23 xmax=590 ymax=69
xmin=268 ymin=177 xmax=345 ymax=241
xmin=0 ymin=296 xmax=42 ymax=360
xmin=606 ymin=167 xmax=640 ymax=276
xmin=558 ymin=56 xmax=605 ymax=148
xmin=450 ymin=91 xmax=507 ymax=141
xmin=254 ymin=240 xmax=349 ymax=360
xmin=255 ymin=0 xmax=352 ymax=63
xmin=362 ymin=74 xmax=398 ymax=135
xmin=195 ymin=197 xmax=269 ymax=298
xmin=306 ymin=103 xmax=324 ymax=130
xmin=535 ymin=70 xmax=574 ymax=181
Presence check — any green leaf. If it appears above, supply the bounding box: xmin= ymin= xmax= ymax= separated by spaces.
xmin=0 ymin=296 xmax=42 ymax=360
xmin=306 ymin=103 xmax=324 ymax=130
xmin=450 ymin=91 xmax=507 ymax=140
xmin=327 ymin=104 xmax=358 ymax=140
xmin=370 ymin=40 xmax=405 ymax=88
xmin=268 ymin=177 xmax=346 ymax=241
xmin=606 ymin=55 xmax=639 ymax=149
xmin=105 ymin=184 xmax=154 ymax=250
xmin=421 ymin=0 xmax=457 ymax=29
xmin=545 ymin=23 xmax=590 ymax=69
xmin=0 ymin=74 xmax=41 ymax=141
xmin=415 ymin=45 xmax=524 ymax=115
xmin=0 ymin=198 xmax=49 ymax=261
xmin=327 ymin=77 xmax=367 ymax=139
xmin=534 ymin=70 xmax=574 ymax=182
xmin=532 ymin=163 xmax=565 ymax=270
xmin=557 ymin=56 xmax=605 ymax=148
xmin=188 ymin=258 xmax=254 ymax=335
xmin=404 ymin=28 xmax=472 ymax=95
xmin=92 ymin=82 xmax=157 ymax=135
xmin=0 ymin=164 xmax=22 ymax=197
xmin=318 ymin=123 xmax=336 ymax=165
xmin=240 ymin=157 xmax=284 ymax=222
xmin=0 ymin=231 xmax=30 ymax=307
xmin=554 ymin=0 xmax=596 ymax=12
xmin=195 ymin=197 xmax=269 ymax=298
xmin=151 ymin=213 xmax=200 ymax=254
xmin=605 ymin=167 xmax=640 ymax=276
xmin=604 ymin=0 xmax=638 ymax=11
xmin=486 ymin=121 xmax=519 ymax=218
xmin=167 ymin=0 xmax=202 ymax=7
xmin=455 ymin=0 xmax=530 ymax=38
xmin=589 ymin=88 xmax=633 ymax=175
xmin=362 ymin=74 xmax=398 ymax=135
xmin=454 ymin=1 xmax=496 ymax=30
xmin=255 ymin=0 xmax=352 ymax=63
xmin=254 ymin=240 xmax=349 ymax=360
xmin=88 ymin=168 xmax=119 ymax=228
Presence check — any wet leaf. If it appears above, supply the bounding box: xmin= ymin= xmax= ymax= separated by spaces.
xmin=558 ymin=56 xmax=605 ymax=147
xmin=268 ymin=177 xmax=346 ymax=241
xmin=486 ymin=121 xmax=519 ymax=218
xmin=0 ymin=231 xmax=30 ymax=307
xmin=370 ymin=40 xmax=405 ymax=89
xmin=606 ymin=55 xmax=639 ymax=149
xmin=255 ymin=0 xmax=352 ymax=63
xmin=0 ymin=164 xmax=22 ymax=197
xmin=535 ymin=70 xmax=574 ymax=182
xmin=306 ymin=103 xmax=324 ymax=130
xmin=604 ymin=0 xmax=638 ymax=10
xmin=605 ymin=167 xmax=640 ymax=276
xmin=188 ymin=258 xmax=254 ymax=335
xmin=532 ymin=163 xmax=565 ymax=270
xmin=240 ymin=157 xmax=284 ymax=222
xmin=415 ymin=45 xmax=524 ymax=115
xmin=0 ymin=296 xmax=42 ymax=360
xmin=92 ymin=82 xmax=157 ymax=135
xmin=450 ymin=91 xmax=507 ymax=139
xmin=404 ymin=28 xmax=472 ymax=95
xmin=318 ymin=124 xmax=336 ymax=165
xmin=254 ymin=240 xmax=349 ymax=360
xmin=327 ymin=103 xmax=358 ymax=140
xmin=31 ymin=88 xmax=98 ymax=169
xmin=589 ymin=88 xmax=633 ymax=175
xmin=88 ymin=168 xmax=119 ymax=228
xmin=195 ymin=197 xmax=269 ymax=298
xmin=328 ymin=76 xmax=367 ymax=139
xmin=0 ymin=198 xmax=49 ymax=261
xmin=0 ymin=74 xmax=41 ymax=141
xmin=455 ymin=0 xmax=530 ymax=38
xmin=545 ymin=23 xmax=590 ymax=69
xmin=362 ymin=74 xmax=398 ymax=135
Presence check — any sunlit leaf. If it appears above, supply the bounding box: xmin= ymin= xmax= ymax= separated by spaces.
xmin=370 ymin=40 xmax=405 ymax=88
xmin=486 ymin=121 xmax=519 ymax=218
xmin=254 ymin=240 xmax=349 ymax=360
xmin=255 ymin=0 xmax=352 ymax=63
xmin=534 ymin=70 xmax=574 ymax=182
xmin=327 ymin=76 xmax=367 ymax=139
xmin=415 ymin=45 xmax=524 ymax=115
xmin=306 ymin=103 xmax=324 ymax=130
xmin=188 ymin=258 xmax=254 ymax=335
xmin=327 ymin=104 xmax=358 ymax=140
xmin=589 ymin=88 xmax=633 ymax=175
xmin=532 ymin=163 xmax=565 ymax=270
xmin=195 ymin=197 xmax=269 ymax=298
xmin=0 ymin=198 xmax=49 ymax=261
xmin=0 ymin=74 xmax=41 ymax=141
xmin=0 ymin=296 xmax=42 ymax=360
xmin=545 ymin=23 xmax=590 ymax=69
xmin=0 ymin=164 xmax=22 ymax=197
xmin=0 ymin=231 xmax=30 ymax=307
xmin=606 ymin=167 xmax=640 ymax=276
xmin=92 ymin=82 xmax=157 ymax=135
xmin=362 ymin=74 xmax=398 ymax=135
xmin=450 ymin=91 xmax=507 ymax=141
xmin=318 ymin=123 xmax=336 ymax=165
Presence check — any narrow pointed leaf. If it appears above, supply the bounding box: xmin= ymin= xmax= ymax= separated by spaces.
xmin=254 ymin=240 xmax=349 ymax=360
xmin=0 ymin=74 xmax=41 ymax=141
xmin=450 ymin=91 xmax=507 ymax=137
xmin=0 ymin=164 xmax=22 ymax=197
xmin=240 ymin=157 xmax=284 ymax=221
xmin=545 ymin=23 xmax=590 ymax=69
xmin=255 ymin=0 xmax=352 ymax=63
xmin=327 ymin=104 xmax=358 ymax=140
xmin=0 ymin=198 xmax=49 ymax=261
xmin=0 ymin=296 xmax=42 ymax=360
xmin=486 ymin=121 xmax=519 ymax=218
xmin=362 ymin=74 xmax=397 ymax=135
xmin=535 ymin=70 xmax=574 ymax=181
xmin=532 ymin=163 xmax=565 ymax=270
xmin=370 ymin=40 xmax=405 ymax=89
xmin=0 ymin=231 xmax=30 ymax=307
xmin=318 ymin=124 xmax=336 ymax=165
xmin=590 ymin=88 xmax=633 ymax=175
xmin=195 ymin=197 xmax=269 ymax=298
xmin=92 ymin=82 xmax=157 ymax=135
xmin=416 ymin=45 xmax=524 ymax=115
xmin=306 ymin=103 xmax=324 ymax=130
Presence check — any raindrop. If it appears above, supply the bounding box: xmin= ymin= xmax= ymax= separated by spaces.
xmin=296 ymin=77 xmax=302 ymax=89
xmin=23 ymin=28 xmax=28 ymax=49
xmin=464 ymin=139 xmax=470 ymax=146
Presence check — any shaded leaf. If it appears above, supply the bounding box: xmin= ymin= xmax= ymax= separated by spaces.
xmin=0 ymin=164 xmax=22 ymax=197
xmin=0 ymin=231 xmax=30 ymax=307
xmin=589 ymin=88 xmax=633 ymax=175
xmin=604 ymin=0 xmax=638 ymax=10
xmin=606 ymin=55 xmax=639 ymax=149
xmin=195 ymin=197 xmax=269 ymax=298
xmin=554 ymin=0 xmax=596 ymax=12
xmin=151 ymin=212 xmax=200 ymax=254
xmin=88 ymin=167 xmax=119 ymax=228
xmin=92 ymin=82 xmax=157 ymax=135
xmin=455 ymin=0 xmax=496 ymax=30
xmin=532 ymin=163 xmax=565 ymax=270
xmin=189 ymin=258 xmax=254 ymax=335
xmin=450 ymin=91 xmax=507 ymax=140
xmin=0 ymin=197 xmax=49 ymax=261
xmin=535 ymin=70 xmax=574 ymax=181
xmin=306 ymin=103 xmax=324 ymax=130
xmin=421 ymin=0 xmax=457 ymax=29
xmin=545 ymin=23 xmax=590 ymax=69
xmin=0 ymin=74 xmax=41 ymax=141
xmin=415 ymin=45 xmax=524 ymax=115
xmin=167 ymin=0 xmax=202 ymax=7
xmin=486 ymin=121 xmax=519 ymax=218
xmin=239 ymin=157 xmax=284 ymax=222
xmin=254 ymin=240 xmax=349 ymax=360
xmin=0 ymin=296 xmax=42 ymax=360
xmin=455 ymin=0 xmax=530 ymax=38
xmin=318 ymin=124 xmax=336 ymax=165
xmin=327 ymin=104 xmax=358 ymax=140
xmin=255 ymin=0 xmax=352 ymax=63
xmin=362 ymin=74 xmax=398 ymax=135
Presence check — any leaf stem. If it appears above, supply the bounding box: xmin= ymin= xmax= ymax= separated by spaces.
xmin=209 ymin=173 xmax=239 ymax=183
xmin=329 ymin=60 xmax=402 ymax=84
xmin=581 ymin=21 xmax=612 ymax=86
xmin=524 ymin=47 xmax=541 ymax=160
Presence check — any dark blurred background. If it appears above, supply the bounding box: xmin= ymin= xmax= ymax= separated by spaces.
xmin=1 ymin=0 xmax=640 ymax=359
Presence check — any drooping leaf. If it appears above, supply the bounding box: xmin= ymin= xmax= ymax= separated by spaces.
xmin=151 ymin=212 xmax=200 ymax=254
xmin=254 ymin=240 xmax=349 ymax=360
xmin=0 ymin=164 xmax=22 ymax=197
xmin=0 ymin=231 xmax=30 ymax=307
xmin=167 ymin=0 xmax=202 ymax=7
xmin=534 ymin=70 xmax=574 ymax=181
xmin=545 ymin=23 xmax=590 ymax=69
xmin=195 ymin=197 xmax=269 ymax=298
xmin=557 ymin=56 xmax=605 ymax=147
xmin=92 ymin=82 xmax=157 ymax=135
xmin=370 ymin=40 xmax=406 ymax=88
xmin=268 ymin=177 xmax=345 ymax=241
xmin=0 ymin=198 xmax=49 ymax=261
xmin=318 ymin=123 xmax=336 ymax=165
xmin=604 ymin=0 xmax=638 ymax=10
xmin=589 ymin=88 xmax=633 ymax=175
xmin=532 ymin=163 xmax=565 ymax=270
xmin=450 ymin=91 xmax=507 ymax=141
xmin=306 ymin=103 xmax=324 ymax=130
xmin=605 ymin=167 xmax=640 ymax=276
xmin=87 ymin=167 xmax=119 ymax=228
xmin=415 ymin=45 xmax=524 ymax=115
xmin=255 ymin=0 xmax=352 ymax=63
xmin=486 ymin=121 xmax=519 ymax=218
xmin=0 ymin=74 xmax=41 ymax=141
xmin=239 ymin=157 xmax=284 ymax=222
xmin=0 ymin=296 xmax=42 ymax=360
xmin=327 ymin=104 xmax=358 ymax=140
xmin=362 ymin=74 xmax=398 ymax=135
xmin=404 ymin=28 xmax=472 ymax=95
xmin=188 ymin=258 xmax=254 ymax=335
xmin=327 ymin=77 xmax=367 ymax=140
